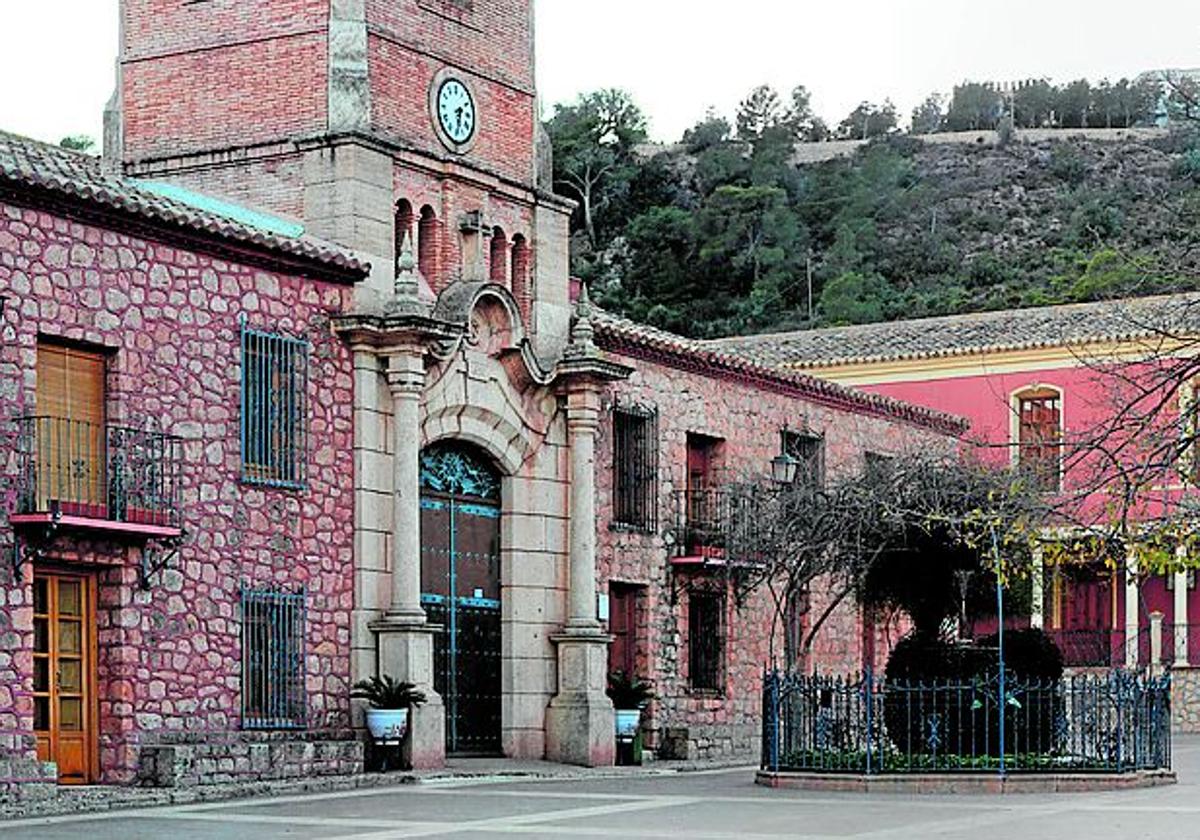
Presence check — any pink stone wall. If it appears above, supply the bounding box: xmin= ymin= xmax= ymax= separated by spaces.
xmin=596 ymin=354 xmax=958 ymax=759
xmin=0 ymin=199 xmax=357 ymax=783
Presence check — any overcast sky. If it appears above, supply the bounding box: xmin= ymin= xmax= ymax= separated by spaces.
xmin=2 ymin=1 xmax=1199 ymax=147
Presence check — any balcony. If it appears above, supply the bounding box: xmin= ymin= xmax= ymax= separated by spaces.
xmin=12 ymin=416 xmax=183 ymax=538
xmin=669 ymin=486 xmax=769 ymax=568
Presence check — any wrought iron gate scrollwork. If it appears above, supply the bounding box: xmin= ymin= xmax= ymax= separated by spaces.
xmin=420 ymin=444 xmax=502 ymax=755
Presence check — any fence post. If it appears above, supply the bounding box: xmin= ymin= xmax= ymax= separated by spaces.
xmin=864 ymin=667 xmax=874 ymax=776
xmin=763 ymin=668 xmax=780 ymax=772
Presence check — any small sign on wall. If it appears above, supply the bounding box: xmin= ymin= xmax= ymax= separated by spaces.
xmin=597 ymin=593 xmax=610 ymax=623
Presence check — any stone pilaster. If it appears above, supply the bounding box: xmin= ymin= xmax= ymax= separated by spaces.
xmin=372 ymin=346 xmax=445 ymax=768
xmin=1149 ymin=611 xmax=1165 ymax=676
xmin=1030 ymin=544 xmax=1045 ymax=630
xmin=544 ymin=290 xmax=631 ymax=767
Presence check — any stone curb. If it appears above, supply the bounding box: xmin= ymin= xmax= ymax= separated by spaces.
xmin=0 ymin=760 xmax=754 ymax=822
xmin=755 ymin=768 xmax=1178 ymax=794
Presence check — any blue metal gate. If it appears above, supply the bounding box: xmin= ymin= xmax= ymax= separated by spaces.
xmin=420 ymin=445 xmax=502 ymax=755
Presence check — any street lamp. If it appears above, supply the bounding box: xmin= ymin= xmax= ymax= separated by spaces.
xmin=771 ymin=444 xmax=799 ymax=486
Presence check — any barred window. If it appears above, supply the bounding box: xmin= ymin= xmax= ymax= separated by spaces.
xmin=241 ymin=586 xmax=307 ymax=730
xmin=863 ymin=451 xmax=894 ymax=482
xmin=688 ymin=591 xmax=725 ymax=692
xmin=240 ymin=323 xmax=309 ymax=488
xmin=783 ymin=430 xmax=825 ymax=487
xmin=612 ymin=405 xmax=659 ymax=531
xmin=1017 ymin=392 xmax=1062 ymax=492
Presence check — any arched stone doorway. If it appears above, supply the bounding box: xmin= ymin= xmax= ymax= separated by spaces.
xmin=419 ymin=442 xmax=502 ymax=755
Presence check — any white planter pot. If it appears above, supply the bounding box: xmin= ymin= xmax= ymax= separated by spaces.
xmin=615 ymin=708 xmax=641 ymax=738
xmin=366 ymin=707 xmax=410 ymax=742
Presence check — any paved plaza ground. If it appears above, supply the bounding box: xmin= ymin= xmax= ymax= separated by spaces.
xmin=3 ymin=739 xmax=1200 ymax=839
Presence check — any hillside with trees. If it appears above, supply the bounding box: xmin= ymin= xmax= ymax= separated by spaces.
xmin=546 ymin=78 xmax=1200 ymax=338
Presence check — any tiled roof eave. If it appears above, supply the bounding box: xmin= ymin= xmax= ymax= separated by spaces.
xmin=712 ymin=294 xmax=1200 ymax=369
xmin=0 ymin=159 xmax=368 ymax=281
xmin=779 ymin=328 xmax=1185 ymax=370
xmin=593 ymin=322 xmax=968 ymax=437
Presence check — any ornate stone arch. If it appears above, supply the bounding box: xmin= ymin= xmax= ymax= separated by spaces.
xmin=433 ymin=280 xmax=528 ymax=351
xmin=421 ymin=403 xmax=532 ymax=477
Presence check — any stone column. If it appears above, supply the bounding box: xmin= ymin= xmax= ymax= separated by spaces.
xmin=1030 ymin=545 xmax=1045 ymax=630
xmin=1125 ymin=551 xmax=1140 ymax=669
xmin=370 ymin=346 xmax=445 ymax=769
xmin=545 ymin=380 xmax=615 ymax=767
xmin=384 ymin=349 xmax=425 ymax=622
xmin=566 ymin=388 xmax=601 ymax=632
xmin=1175 ymin=544 xmax=1189 ymax=667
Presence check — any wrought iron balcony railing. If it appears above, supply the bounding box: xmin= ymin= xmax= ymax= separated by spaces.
xmin=669 ymin=486 xmax=770 ymax=567
xmin=13 ymin=416 xmax=183 ymax=536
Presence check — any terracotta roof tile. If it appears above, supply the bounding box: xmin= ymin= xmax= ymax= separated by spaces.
xmin=0 ymin=130 xmax=368 ymax=277
xmin=709 ymin=294 xmax=1200 ymax=369
xmin=591 ymin=308 xmax=968 ymax=435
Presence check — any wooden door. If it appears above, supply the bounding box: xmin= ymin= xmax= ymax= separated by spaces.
xmin=686 ymin=435 xmax=722 ymax=556
xmin=419 ymin=444 xmax=503 ymax=756
xmin=33 ymin=571 xmax=98 ymax=784
xmin=1063 ymin=573 xmax=1113 ymax=666
xmin=35 ymin=344 xmax=107 ymax=517
xmin=608 ymin=584 xmax=639 ymax=679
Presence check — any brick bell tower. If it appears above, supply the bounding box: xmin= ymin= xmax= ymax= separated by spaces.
xmin=107 ymin=0 xmax=573 ymax=350
xmin=108 ymin=1 xmax=605 ymax=769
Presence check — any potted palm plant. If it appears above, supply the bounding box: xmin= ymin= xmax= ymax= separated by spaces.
xmin=607 ymin=671 xmax=654 ymax=740
xmin=351 ymin=675 xmax=427 ymax=742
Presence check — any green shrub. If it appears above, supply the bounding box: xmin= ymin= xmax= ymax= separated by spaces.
xmin=1173 ymin=148 xmax=1200 ymax=183
xmin=881 ymin=629 xmax=1064 ymax=757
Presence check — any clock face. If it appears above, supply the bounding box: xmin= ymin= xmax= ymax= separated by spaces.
xmin=437 ymin=78 xmax=476 ymax=146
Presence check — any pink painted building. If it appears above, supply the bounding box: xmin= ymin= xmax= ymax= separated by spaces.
xmin=715 ymin=295 xmax=1200 ymax=677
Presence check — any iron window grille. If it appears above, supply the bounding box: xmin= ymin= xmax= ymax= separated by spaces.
xmin=688 ymin=590 xmax=725 ymax=692
xmin=241 ymin=585 xmax=307 ymax=730
xmin=612 ymin=403 xmax=659 ymax=532
xmin=863 ymin=451 xmax=895 ymax=482
xmin=240 ymin=321 xmax=309 ymax=489
xmin=783 ymin=430 xmax=825 ymax=488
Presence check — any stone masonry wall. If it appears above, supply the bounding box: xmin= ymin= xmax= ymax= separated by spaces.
xmin=0 ymin=198 xmax=358 ymax=785
xmin=1171 ymin=666 xmax=1200 ymax=732
xmin=596 ymin=353 xmax=958 ymax=761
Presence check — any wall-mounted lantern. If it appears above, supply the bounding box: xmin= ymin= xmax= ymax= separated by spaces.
xmin=771 ymin=428 xmax=799 ymax=485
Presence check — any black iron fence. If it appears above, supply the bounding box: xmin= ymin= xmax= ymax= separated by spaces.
xmin=16 ymin=415 xmax=183 ymax=529
xmin=762 ymin=670 xmax=1171 ymax=775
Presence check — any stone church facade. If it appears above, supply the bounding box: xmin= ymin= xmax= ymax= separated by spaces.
xmin=0 ymin=0 xmax=965 ymax=794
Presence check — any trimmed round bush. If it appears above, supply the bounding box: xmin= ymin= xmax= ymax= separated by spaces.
xmin=882 ymin=628 xmax=1065 ymax=757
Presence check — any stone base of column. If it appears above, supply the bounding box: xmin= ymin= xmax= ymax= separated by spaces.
xmin=544 ymin=631 xmax=614 ymax=768
xmin=372 ymin=619 xmax=445 ymax=770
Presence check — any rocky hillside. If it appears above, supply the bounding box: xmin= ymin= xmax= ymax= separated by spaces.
xmin=563 ymin=116 xmax=1200 ymax=338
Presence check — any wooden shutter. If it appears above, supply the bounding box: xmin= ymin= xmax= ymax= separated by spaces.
xmin=36 ymin=344 xmax=106 ymax=425
xmin=35 ymin=344 xmax=107 ymax=514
